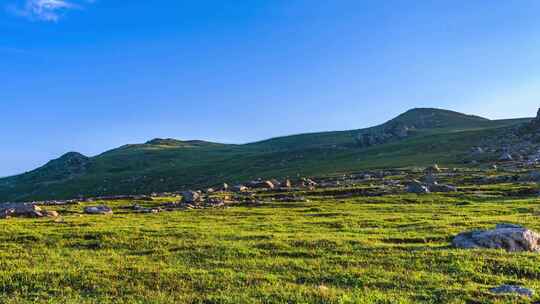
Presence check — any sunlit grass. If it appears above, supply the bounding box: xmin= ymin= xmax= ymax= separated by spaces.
xmin=1 ymin=185 xmax=540 ymax=303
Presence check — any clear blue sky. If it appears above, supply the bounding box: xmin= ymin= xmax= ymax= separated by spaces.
xmin=1 ymin=0 xmax=540 ymax=177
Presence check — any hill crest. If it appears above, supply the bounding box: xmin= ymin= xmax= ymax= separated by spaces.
xmin=0 ymin=107 xmax=531 ymax=202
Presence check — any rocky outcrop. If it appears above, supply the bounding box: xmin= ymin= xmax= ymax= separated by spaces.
xmin=356 ymin=122 xmax=414 ymax=147
xmin=453 ymin=224 xmax=540 ymax=252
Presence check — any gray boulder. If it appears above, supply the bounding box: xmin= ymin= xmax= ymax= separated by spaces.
xmin=425 ymin=164 xmax=442 ymax=174
xmin=429 ymin=184 xmax=458 ymax=193
xmin=499 ymin=152 xmax=513 ymax=161
xmin=256 ymin=180 xmax=275 ymax=189
xmin=232 ymin=185 xmax=249 ymax=192
xmin=281 ymin=179 xmax=292 ymax=188
xmin=423 ymin=174 xmax=438 ymax=185
xmin=453 ymin=224 xmax=540 ymax=252
xmin=407 ymin=180 xmax=430 ymax=194
xmin=84 ymin=205 xmax=113 ymax=215
xmin=490 ymin=285 xmax=534 ymax=297
xmin=0 ymin=203 xmax=45 ymax=218
xmin=181 ymin=191 xmax=202 ymax=203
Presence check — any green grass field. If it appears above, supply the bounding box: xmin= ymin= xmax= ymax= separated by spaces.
xmin=2 ymin=182 xmax=540 ymax=303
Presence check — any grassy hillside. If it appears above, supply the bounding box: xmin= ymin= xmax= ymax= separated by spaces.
xmin=0 ymin=108 xmax=531 ymax=202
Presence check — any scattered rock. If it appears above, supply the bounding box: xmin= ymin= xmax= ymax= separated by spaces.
xmin=181 ymin=191 xmax=203 ymax=203
xmin=471 ymin=147 xmax=484 ymax=155
xmin=248 ymin=180 xmax=275 ymax=189
xmin=425 ymin=164 xmax=442 ymax=174
xmin=281 ymin=179 xmax=292 ymax=188
xmin=274 ymin=194 xmax=308 ymax=202
xmin=490 ymin=285 xmax=534 ymax=297
xmin=499 ymin=152 xmax=513 ymax=162
xmin=407 ymin=180 xmax=430 ymax=194
xmin=429 ymin=184 xmax=458 ymax=193
xmin=0 ymin=203 xmax=50 ymax=218
xmin=132 ymin=204 xmax=161 ymax=214
xmin=232 ymin=185 xmax=249 ymax=192
xmin=41 ymin=210 xmax=60 ymax=217
xmin=453 ymin=224 xmax=540 ymax=252
xmin=84 ymin=205 xmax=113 ymax=215
xmin=299 ymin=178 xmax=318 ymax=189
xmin=423 ymin=174 xmax=437 ymax=185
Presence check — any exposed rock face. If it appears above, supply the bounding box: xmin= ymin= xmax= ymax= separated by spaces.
xmin=490 ymin=285 xmax=534 ymax=297
xmin=453 ymin=224 xmax=540 ymax=252
xmin=84 ymin=205 xmax=113 ymax=215
xmin=517 ymin=107 xmax=540 ymax=142
xmin=525 ymin=108 xmax=540 ymax=130
xmin=356 ymin=122 xmax=413 ymax=147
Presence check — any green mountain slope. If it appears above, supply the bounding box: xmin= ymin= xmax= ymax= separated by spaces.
xmin=0 ymin=108 xmax=531 ymax=202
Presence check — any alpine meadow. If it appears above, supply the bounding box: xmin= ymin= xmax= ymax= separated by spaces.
xmin=2 ymin=1 xmax=540 ymax=303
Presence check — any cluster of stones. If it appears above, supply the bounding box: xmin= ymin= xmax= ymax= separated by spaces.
xmin=467 ymin=108 xmax=540 ymax=167
xmin=0 ymin=203 xmax=59 ymax=219
xmin=406 ymin=165 xmax=458 ymax=194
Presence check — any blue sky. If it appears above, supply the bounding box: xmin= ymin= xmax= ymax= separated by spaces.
xmin=1 ymin=0 xmax=540 ymax=177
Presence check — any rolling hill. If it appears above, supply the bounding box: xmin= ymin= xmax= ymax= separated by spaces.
xmin=0 ymin=108 xmax=532 ymax=202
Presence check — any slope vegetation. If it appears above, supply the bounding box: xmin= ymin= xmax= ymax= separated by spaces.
xmin=0 ymin=108 xmax=531 ymax=202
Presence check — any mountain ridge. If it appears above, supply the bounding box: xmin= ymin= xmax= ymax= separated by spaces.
xmin=0 ymin=107 xmax=533 ymax=202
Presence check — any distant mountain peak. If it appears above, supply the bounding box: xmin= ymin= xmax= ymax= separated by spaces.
xmin=356 ymin=108 xmax=491 ymax=147
xmin=53 ymin=152 xmax=89 ymax=165
xmin=59 ymin=151 xmax=88 ymax=159
xmin=391 ymin=108 xmax=490 ymax=127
